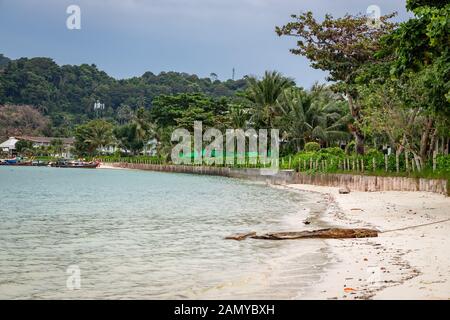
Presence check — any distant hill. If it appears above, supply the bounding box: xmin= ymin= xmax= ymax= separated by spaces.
xmin=0 ymin=55 xmax=248 ymax=127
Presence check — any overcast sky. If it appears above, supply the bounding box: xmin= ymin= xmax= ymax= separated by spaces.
xmin=0 ymin=0 xmax=411 ymax=88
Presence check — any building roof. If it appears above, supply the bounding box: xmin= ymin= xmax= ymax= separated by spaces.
xmin=16 ymin=136 xmax=75 ymax=145
xmin=0 ymin=137 xmax=19 ymax=149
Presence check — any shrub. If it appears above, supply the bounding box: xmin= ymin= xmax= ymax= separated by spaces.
xmin=304 ymin=142 xmax=320 ymax=152
xmin=365 ymin=148 xmax=383 ymax=158
xmin=345 ymin=141 xmax=355 ymax=154
xmin=319 ymin=147 xmax=345 ymax=156
xmin=436 ymin=155 xmax=450 ymax=175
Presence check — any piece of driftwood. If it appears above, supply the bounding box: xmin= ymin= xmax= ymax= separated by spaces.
xmin=225 ymin=232 xmax=257 ymax=241
xmin=239 ymin=228 xmax=377 ymax=240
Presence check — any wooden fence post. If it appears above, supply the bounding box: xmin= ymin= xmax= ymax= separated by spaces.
xmin=433 ymin=148 xmax=437 ymax=172
xmin=396 ymin=151 xmax=400 ymax=173
xmin=405 ymin=151 xmax=410 ymax=172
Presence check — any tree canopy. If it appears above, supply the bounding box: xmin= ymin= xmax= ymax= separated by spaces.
xmin=0 ymin=56 xmax=247 ymax=134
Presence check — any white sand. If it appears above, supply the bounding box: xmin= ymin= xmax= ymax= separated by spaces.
xmin=285 ymin=184 xmax=450 ymax=300
xmin=98 ymin=163 xmax=125 ymax=170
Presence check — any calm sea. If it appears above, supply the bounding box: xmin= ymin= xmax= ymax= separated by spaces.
xmin=0 ymin=166 xmax=330 ymax=299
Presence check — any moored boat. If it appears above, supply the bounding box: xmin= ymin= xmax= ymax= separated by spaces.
xmin=49 ymin=160 xmax=100 ymax=168
xmin=31 ymin=160 xmax=49 ymax=167
xmin=0 ymin=157 xmax=32 ymax=166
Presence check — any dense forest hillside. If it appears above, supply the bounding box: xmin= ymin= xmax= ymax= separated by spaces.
xmin=0 ymin=55 xmax=247 ymax=135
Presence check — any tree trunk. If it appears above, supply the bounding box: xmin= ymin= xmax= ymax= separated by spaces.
xmin=419 ymin=117 xmax=433 ymax=164
xmin=413 ymin=153 xmax=422 ymax=171
xmin=445 ymin=137 xmax=449 ymax=156
xmin=428 ymin=128 xmax=438 ymax=159
xmin=347 ymin=93 xmax=365 ymax=155
xmin=354 ymin=130 xmax=365 ymax=155
xmin=396 ymin=150 xmax=400 ymax=173
xmin=405 ymin=150 xmax=410 ymax=172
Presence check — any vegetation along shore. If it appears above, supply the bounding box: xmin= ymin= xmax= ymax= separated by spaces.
xmin=0 ymin=0 xmax=449 ymax=300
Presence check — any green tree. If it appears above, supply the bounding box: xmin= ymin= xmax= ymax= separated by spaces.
xmin=276 ymin=11 xmax=396 ymax=154
xmin=245 ymin=71 xmax=294 ymax=128
xmin=74 ymin=120 xmax=113 ymax=156
xmin=357 ymin=0 xmax=449 ymax=168
xmin=150 ymin=93 xmax=228 ymax=129
xmin=227 ymin=103 xmax=250 ymax=128
xmin=113 ymin=123 xmax=144 ymax=155
xmin=50 ymin=138 xmax=64 ymax=156
xmin=15 ymin=140 xmax=34 ymax=155
xmin=276 ymin=86 xmax=350 ymax=152
xmin=0 ymin=57 xmax=247 ymax=135
xmin=133 ymin=107 xmax=152 ymax=141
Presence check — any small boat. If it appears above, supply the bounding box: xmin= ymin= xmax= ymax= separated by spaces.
xmin=50 ymin=160 xmax=100 ymax=169
xmin=31 ymin=160 xmax=49 ymax=167
xmin=0 ymin=157 xmax=32 ymax=166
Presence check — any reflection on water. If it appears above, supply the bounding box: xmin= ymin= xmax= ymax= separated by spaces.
xmin=0 ymin=167 xmax=329 ymax=299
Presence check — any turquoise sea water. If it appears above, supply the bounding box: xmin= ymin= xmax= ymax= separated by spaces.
xmin=0 ymin=166 xmax=329 ymax=299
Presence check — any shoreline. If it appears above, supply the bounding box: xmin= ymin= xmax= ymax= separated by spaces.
xmin=99 ymin=163 xmax=449 ymax=299
xmin=285 ymin=184 xmax=450 ymax=300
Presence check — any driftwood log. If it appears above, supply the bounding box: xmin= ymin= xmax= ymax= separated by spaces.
xmin=226 ymin=228 xmax=378 ymax=241
xmin=225 ymin=232 xmax=257 ymax=240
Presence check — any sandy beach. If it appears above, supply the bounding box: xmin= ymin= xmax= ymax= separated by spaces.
xmin=98 ymin=163 xmax=125 ymax=170
xmin=284 ymin=184 xmax=450 ymax=300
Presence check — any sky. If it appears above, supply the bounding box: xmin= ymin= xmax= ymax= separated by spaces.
xmin=0 ymin=0 xmax=411 ymax=88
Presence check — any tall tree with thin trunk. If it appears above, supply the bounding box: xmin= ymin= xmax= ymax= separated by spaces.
xmin=276 ymin=12 xmax=396 ymax=154
xmin=245 ymin=71 xmax=294 ymax=128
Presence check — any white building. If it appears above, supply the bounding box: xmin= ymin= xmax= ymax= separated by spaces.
xmin=0 ymin=136 xmax=75 ymax=157
xmin=0 ymin=137 xmax=19 ymax=155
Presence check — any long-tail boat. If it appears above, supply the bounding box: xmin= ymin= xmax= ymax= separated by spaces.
xmin=0 ymin=157 xmax=32 ymax=166
xmin=49 ymin=160 xmax=100 ymax=168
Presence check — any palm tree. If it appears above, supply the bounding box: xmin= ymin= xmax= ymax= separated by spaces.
xmin=309 ymin=86 xmax=352 ymax=146
xmin=227 ymin=104 xmax=249 ymax=128
xmin=133 ymin=107 xmax=152 ymax=142
xmin=76 ymin=120 xmax=114 ymax=155
xmin=245 ymin=71 xmax=294 ymax=128
xmin=50 ymin=138 xmax=64 ymax=156
xmin=276 ymin=87 xmax=312 ymax=151
xmin=153 ymin=126 xmax=174 ymax=162
xmin=276 ymin=86 xmax=351 ymax=151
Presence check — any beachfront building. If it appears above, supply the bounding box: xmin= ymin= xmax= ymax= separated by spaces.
xmin=0 ymin=137 xmax=19 ymax=156
xmin=2 ymin=136 xmax=158 ymax=158
xmin=98 ymin=138 xmax=157 ymax=156
xmin=144 ymin=138 xmax=157 ymax=156
xmin=0 ymin=136 xmax=75 ymax=158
